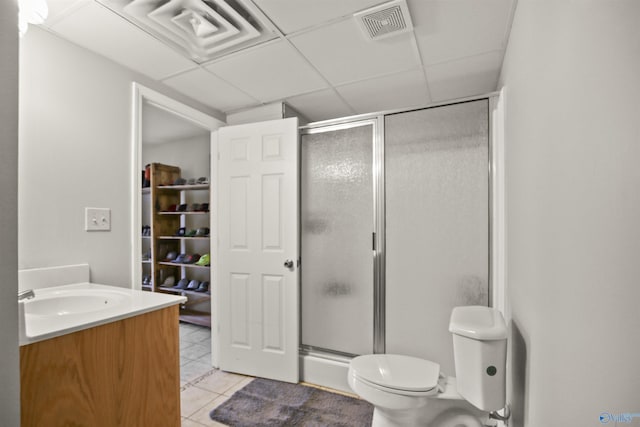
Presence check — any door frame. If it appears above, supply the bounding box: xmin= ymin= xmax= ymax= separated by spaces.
xmin=130 ymin=83 xmax=224 ymax=364
xmin=298 ymin=91 xmax=506 ymax=360
xmin=299 ymin=118 xmax=384 ymax=355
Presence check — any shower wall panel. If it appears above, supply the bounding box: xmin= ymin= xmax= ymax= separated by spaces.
xmin=300 ymin=124 xmax=374 ymax=356
xmin=385 ymin=100 xmax=489 ymax=375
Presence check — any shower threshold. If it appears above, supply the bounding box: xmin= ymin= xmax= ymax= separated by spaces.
xmin=299 ymin=347 xmax=353 ymax=394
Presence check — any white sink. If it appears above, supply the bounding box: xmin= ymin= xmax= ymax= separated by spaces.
xmin=26 ymin=290 xmax=128 ymax=316
xmin=19 ymin=283 xmax=186 ymax=345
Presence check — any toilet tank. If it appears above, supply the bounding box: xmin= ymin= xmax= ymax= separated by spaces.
xmin=449 ymin=306 xmax=507 ymax=412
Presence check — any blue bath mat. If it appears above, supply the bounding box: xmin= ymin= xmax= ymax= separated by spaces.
xmin=210 ymin=377 xmax=373 ymax=426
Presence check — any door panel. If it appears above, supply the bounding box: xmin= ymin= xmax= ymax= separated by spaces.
xmin=300 ymin=122 xmax=374 ymax=356
xmin=217 ymin=118 xmax=299 ymax=383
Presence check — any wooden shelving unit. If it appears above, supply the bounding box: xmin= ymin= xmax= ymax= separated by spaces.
xmin=158 ymin=262 xmax=210 ymax=269
xmin=141 ymin=163 xmax=211 ymax=327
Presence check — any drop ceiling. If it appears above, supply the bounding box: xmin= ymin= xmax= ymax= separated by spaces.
xmin=39 ymin=0 xmax=516 ymax=122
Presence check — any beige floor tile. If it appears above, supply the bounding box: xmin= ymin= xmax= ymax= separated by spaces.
xmin=188 ymin=394 xmax=231 ymax=425
xmin=181 ymin=343 xmax=211 ymax=361
xmin=181 ymin=417 xmax=207 ymax=427
xmin=180 ymin=385 xmax=219 ymax=418
xmin=181 ymin=359 xmax=214 ymax=383
xmin=191 ymin=370 xmax=246 ymax=394
xmin=222 ymin=376 xmax=253 ymax=397
xmin=186 ymin=328 xmax=211 ymax=343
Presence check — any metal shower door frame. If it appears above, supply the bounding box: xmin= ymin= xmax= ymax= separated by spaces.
xmin=298 ymin=92 xmax=497 ymax=359
xmin=298 ymin=117 xmax=386 ymax=356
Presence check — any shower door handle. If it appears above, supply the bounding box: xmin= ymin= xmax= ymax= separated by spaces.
xmin=284 ymin=259 xmax=295 ymax=269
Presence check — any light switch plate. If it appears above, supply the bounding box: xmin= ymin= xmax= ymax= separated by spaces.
xmin=85 ymin=207 xmax=111 ymax=231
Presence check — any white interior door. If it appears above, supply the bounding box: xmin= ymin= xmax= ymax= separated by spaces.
xmin=217 ymin=117 xmax=299 ymax=383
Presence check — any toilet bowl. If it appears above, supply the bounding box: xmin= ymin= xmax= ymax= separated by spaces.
xmin=348 ymin=306 xmax=508 ymax=427
xmin=348 ymin=354 xmax=487 ymax=427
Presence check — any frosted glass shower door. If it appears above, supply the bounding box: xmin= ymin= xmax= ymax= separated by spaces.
xmin=301 ymin=122 xmax=374 ymax=356
xmin=385 ymin=100 xmax=489 ymax=375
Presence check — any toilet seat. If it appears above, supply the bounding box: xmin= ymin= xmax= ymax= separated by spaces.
xmin=350 ymin=354 xmax=440 ymax=395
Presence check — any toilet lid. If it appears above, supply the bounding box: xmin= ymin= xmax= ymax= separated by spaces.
xmin=351 ymin=354 xmax=440 ymax=392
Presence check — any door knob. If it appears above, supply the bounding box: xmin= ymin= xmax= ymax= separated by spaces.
xmin=284 ymin=259 xmax=294 ymax=269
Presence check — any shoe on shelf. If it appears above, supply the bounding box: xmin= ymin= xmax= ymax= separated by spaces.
xmin=195 ymin=227 xmax=210 ymax=237
xmin=195 ymin=253 xmax=210 ymax=266
xmin=186 ymin=279 xmax=200 ymax=290
xmin=195 ymin=281 xmax=209 ymax=293
xmin=172 ymin=253 xmax=188 ymax=264
xmin=183 ymin=254 xmax=201 ymax=264
xmin=174 ymin=278 xmax=189 ymax=289
xmin=164 ymin=251 xmax=178 ymax=262
xmin=185 ymin=229 xmax=197 ymax=237
xmin=162 ymin=276 xmax=176 ymax=287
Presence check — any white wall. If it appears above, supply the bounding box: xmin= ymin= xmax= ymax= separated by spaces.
xmin=142 ymin=136 xmax=211 ymax=180
xmin=19 ymin=27 xmax=222 ymax=286
xmin=0 ymin=2 xmax=20 ymax=425
xmin=500 ymin=1 xmax=640 ymax=426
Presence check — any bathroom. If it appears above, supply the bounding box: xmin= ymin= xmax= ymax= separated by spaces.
xmin=2 ymin=1 xmax=640 ymax=427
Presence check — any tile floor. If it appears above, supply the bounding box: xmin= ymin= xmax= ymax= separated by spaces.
xmin=178 ymin=323 xmax=360 ymax=426
xmin=179 ymin=322 xmax=253 ymax=427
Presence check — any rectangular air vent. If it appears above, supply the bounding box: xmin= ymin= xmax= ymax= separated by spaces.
xmin=354 ymin=0 xmax=414 ymax=41
xmin=97 ymin=0 xmax=275 ymax=63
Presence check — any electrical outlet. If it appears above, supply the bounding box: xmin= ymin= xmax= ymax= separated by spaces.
xmin=85 ymin=207 xmax=111 ymax=231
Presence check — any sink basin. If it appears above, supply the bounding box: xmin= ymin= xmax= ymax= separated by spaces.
xmin=26 ymin=291 xmax=128 ymax=316
xmin=19 ymin=282 xmax=186 ymax=345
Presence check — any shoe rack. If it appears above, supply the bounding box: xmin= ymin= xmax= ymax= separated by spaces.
xmin=142 ymin=162 xmax=211 ymax=327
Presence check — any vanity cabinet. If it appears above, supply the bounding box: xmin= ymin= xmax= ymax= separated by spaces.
xmin=20 ymin=306 xmax=180 ymax=427
xmin=142 ymin=162 xmax=211 ymax=327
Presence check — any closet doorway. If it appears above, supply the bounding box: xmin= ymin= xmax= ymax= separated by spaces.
xmin=131 ymin=83 xmax=223 ymax=367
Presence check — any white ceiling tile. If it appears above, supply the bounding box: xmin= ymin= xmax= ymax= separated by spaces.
xmin=252 ymin=0 xmax=383 ymax=35
xmin=205 ymin=40 xmax=328 ymax=103
xmin=336 ymin=69 xmax=430 ymax=115
xmin=163 ymin=68 xmax=259 ymax=112
xmin=286 ymin=89 xmax=355 ymax=123
xmin=291 ymin=18 xmax=421 ymax=86
xmin=426 ymin=51 xmax=502 ymax=102
xmin=49 ymin=2 xmax=197 ymax=80
xmin=410 ymin=0 xmax=513 ymax=65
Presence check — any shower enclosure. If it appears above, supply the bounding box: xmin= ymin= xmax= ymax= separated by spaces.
xmin=300 ymin=99 xmax=490 ymax=378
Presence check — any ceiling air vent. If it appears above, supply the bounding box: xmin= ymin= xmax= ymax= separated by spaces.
xmin=354 ymin=0 xmax=413 ymax=41
xmin=97 ymin=0 xmax=276 ymax=63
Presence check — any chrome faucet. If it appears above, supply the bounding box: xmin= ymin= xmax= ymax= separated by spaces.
xmin=18 ymin=289 xmax=35 ymax=302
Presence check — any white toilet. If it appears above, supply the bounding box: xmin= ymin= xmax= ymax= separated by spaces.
xmin=348 ymin=306 xmax=507 ymax=427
